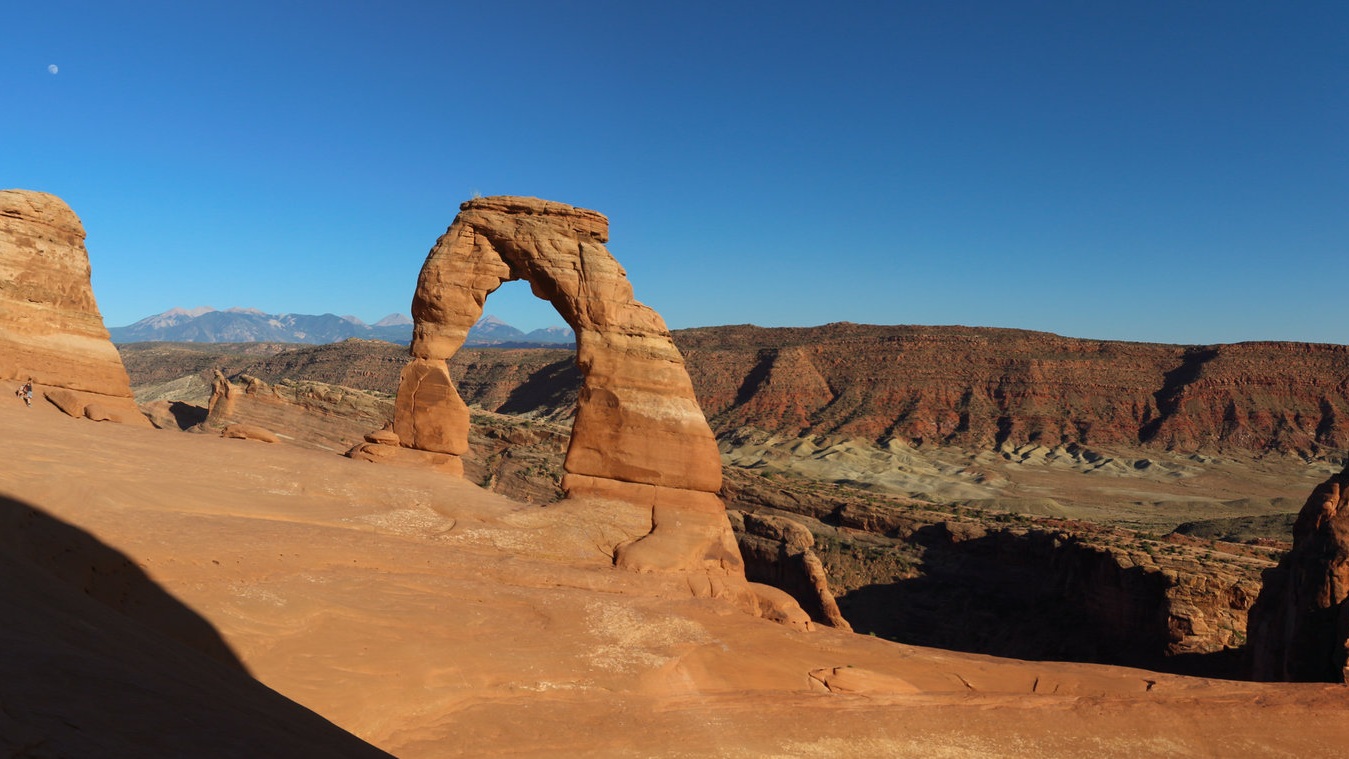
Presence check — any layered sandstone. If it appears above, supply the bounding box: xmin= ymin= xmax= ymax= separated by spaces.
xmin=397 ymin=197 xmax=721 ymax=492
xmin=0 ymin=190 xmax=147 ymax=425
xmin=1247 ymin=464 xmax=1349 ymax=681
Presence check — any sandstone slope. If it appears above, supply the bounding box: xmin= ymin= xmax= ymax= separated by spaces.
xmin=3 ymin=397 xmax=1348 ymax=757
xmin=0 ymin=487 xmax=391 ymax=757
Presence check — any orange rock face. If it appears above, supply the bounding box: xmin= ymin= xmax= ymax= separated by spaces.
xmin=391 ymin=358 xmax=470 ymax=455
xmin=1247 ymin=464 xmax=1349 ymax=681
xmin=391 ymin=196 xmax=741 ymax=578
xmin=0 ymin=190 xmax=147 ymax=425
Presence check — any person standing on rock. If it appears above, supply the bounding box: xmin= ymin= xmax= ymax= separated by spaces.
xmin=18 ymin=378 xmax=33 ymax=407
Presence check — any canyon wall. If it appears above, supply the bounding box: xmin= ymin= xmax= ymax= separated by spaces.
xmin=677 ymin=324 xmax=1349 ymax=456
xmin=126 ymin=324 xmax=1349 ymax=459
xmin=724 ymin=471 xmax=1258 ymax=674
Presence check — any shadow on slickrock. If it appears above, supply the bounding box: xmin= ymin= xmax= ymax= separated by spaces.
xmin=0 ymin=494 xmax=391 ymax=758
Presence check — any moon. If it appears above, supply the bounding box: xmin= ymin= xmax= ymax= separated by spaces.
xmin=47 ymin=64 xmax=58 ymax=74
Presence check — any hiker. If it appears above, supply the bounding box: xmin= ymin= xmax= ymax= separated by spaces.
xmin=19 ymin=378 xmax=32 ymax=407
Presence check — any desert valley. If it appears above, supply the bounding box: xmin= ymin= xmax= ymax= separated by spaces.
xmin=5 ymin=188 xmax=1349 ymax=757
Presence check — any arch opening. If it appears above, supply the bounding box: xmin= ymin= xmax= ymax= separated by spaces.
xmin=452 ymin=279 xmax=579 ymax=503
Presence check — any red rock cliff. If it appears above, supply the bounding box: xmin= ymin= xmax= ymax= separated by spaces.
xmin=675 ymin=323 xmax=1349 ymax=456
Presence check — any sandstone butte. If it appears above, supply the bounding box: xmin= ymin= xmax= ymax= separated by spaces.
xmin=0 ymin=189 xmax=148 ymax=426
xmin=4 ymin=190 xmax=1349 ymax=756
xmin=350 ymin=196 xmax=808 ymax=627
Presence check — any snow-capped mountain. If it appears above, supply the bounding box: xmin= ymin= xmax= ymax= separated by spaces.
xmin=109 ymin=308 xmax=574 ymax=346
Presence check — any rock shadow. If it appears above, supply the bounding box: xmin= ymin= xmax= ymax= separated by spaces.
xmin=836 ymin=525 xmax=1246 ymax=679
xmin=166 ymin=399 xmax=210 ymax=429
xmin=0 ymin=493 xmax=391 ymax=757
xmin=495 ymin=356 xmax=582 ymax=417
xmin=1139 ymin=347 xmax=1220 ymax=444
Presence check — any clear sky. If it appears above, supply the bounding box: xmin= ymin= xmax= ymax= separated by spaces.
xmin=3 ymin=1 xmax=1345 ymax=344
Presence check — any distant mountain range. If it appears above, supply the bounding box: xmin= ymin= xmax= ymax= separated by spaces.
xmin=109 ymin=307 xmax=575 ymax=346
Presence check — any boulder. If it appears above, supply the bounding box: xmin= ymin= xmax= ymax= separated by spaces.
xmin=346 ymin=442 xmax=465 ymax=476
xmin=364 ymin=425 xmax=400 ymax=446
xmin=43 ymin=388 xmax=87 ymax=418
xmin=0 ymin=190 xmax=148 ymax=426
xmin=1247 ymin=464 xmax=1349 ymax=681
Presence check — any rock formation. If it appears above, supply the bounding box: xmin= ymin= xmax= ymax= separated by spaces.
xmin=199 ymin=370 xmax=392 ymax=453
xmin=395 ymin=197 xmax=721 ymax=491
xmin=364 ymin=196 xmax=799 ymax=620
xmin=0 ymin=189 xmax=147 ymax=425
xmin=732 ymin=511 xmax=852 ymax=630
xmin=1247 ymin=464 xmax=1349 ymax=681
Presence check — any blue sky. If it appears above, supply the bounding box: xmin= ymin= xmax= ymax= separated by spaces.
xmin=4 ymin=1 xmax=1345 ymax=344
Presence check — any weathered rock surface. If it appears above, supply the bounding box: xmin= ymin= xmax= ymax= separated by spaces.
xmin=0 ymin=489 xmax=392 ymax=757
xmin=220 ymin=423 xmax=281 ymax=443
xmin=0 ymin=189 xmax=148 ymax=425
xmin=1247 ymin=464 xmax=1349 ymax=681
xmin=389 ymin=196 xmax=741 ymax=581
xmin=200 ymin=370 xmax=391 ymax=453
xmin=9 ymin=396 xmax=1349 ymax=757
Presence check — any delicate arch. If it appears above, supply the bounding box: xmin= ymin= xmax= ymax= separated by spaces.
xmin=358 ymin=196 xmax=811 ymax=627
xmin=393 ymin=196 xmax=722 ymax=496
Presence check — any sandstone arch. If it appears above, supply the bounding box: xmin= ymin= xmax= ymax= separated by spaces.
xmin=365 ymin=196 xmax=798 ymax=602
xmin=397 ymin=196 xmax=721 ymax=495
